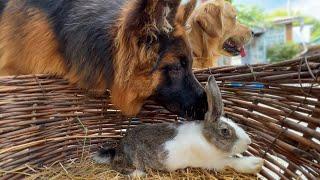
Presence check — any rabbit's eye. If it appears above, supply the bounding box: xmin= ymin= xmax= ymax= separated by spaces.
xmin=220 ymin=128 xmax=231 ymax=137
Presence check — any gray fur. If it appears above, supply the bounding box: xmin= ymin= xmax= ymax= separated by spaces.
xmin=92 ymin=154 xmax=111 ymax=164
xmin=202 ymin=118 xmax=238 ymax=153
xmin=96 ymin=123 xmax=178 ymax=175
xmin=205 ymin=75 xmax=224 ymax=123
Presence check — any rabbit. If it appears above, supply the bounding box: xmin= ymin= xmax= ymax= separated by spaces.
xmin=93 ymin=75 xmax=264 ymax=177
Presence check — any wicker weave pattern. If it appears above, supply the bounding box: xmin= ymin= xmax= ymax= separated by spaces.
xmin=0 ymin=55 xmax=319 ymax=179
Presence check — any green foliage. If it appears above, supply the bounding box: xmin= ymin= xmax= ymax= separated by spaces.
xmin=235 ymin=4 xmax=267 ymax=28
xmin=311 ymin=21 xmax=320 ymax=41
xmin=266 ymin=9 xmax=296 ymax=20
xmin=267 ymin=43 xmax=301 ymax=63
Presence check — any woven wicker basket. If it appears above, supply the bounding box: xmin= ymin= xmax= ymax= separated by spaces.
xmin=0 ymin=55 xmax=319 ymax=179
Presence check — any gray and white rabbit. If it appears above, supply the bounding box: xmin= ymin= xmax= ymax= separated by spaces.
xmin=93 ymin=76 xmax=264 ymax=177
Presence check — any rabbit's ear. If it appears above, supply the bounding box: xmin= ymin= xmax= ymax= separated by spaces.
xmin=205 ymin=75 xmax=223 ymax=123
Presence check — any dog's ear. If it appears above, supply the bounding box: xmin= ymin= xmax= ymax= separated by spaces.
xmin=176 ymin=0 xmax=197 ymax=26
xmin=123 ymin=0 xmax=182 ymax=43
xmin=215 ymin=0 xmax=225 ymax=6
xmin=191 ymin=1 xmax=224 ymax=37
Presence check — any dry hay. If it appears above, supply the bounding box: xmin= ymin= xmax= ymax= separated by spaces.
xmin=24 ymin=157 xmax=258 ymax=180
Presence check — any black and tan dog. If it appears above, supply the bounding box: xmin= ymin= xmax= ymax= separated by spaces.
xmin=0 ymin=0 xmax=207 ymax=119
xmin=0 ymin=1 xmax=4 ymax=14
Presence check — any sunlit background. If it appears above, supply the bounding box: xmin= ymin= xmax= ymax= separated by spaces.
xmin=183 ymin=0 xmax=320 ymax=65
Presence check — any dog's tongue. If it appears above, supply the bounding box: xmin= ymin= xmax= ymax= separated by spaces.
xmin=240 ymin=46 xmax=246 ymax=57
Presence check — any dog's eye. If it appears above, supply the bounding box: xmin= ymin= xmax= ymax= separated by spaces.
xmin=166 ymin=64 xmax=182 ymax=79
xmin=172 ymin=64 xmax=181 ymax=71
xmin=180 ymin=56 xmax=187 ymax=68
xmin=165 ymin=64 xmax=181 ymax=73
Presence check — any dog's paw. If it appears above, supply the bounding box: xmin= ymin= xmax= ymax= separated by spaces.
xmin=232 ymin=157 xmax=264 ymax=174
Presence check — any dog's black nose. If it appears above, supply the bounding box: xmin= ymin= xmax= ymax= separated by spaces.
xmin=251 ymin=31 xmax=255 ymax=36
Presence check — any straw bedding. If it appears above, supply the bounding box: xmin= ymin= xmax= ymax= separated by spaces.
xmin=24 ymin=156 xmax=258 ymax=180
xmin=0 ymin=54 xmax=319 ymax=179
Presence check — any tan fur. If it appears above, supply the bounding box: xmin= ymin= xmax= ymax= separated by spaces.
xmin=111 ymin=2 xmax=160 ymax=116
xmin=0 ymin=2 xmax=67 ymax=76
xmin=176 ymin=0 xmax=197 ymax=26
xmin=185 ymin=0 xmax=252 ymax=68
xmin=0 ymin=3 xmax=108 ymax=92
xmin=111 ymin=1 xmax=193 ymax=116
xmin=0 ymin=0 xmax=196 ymax=117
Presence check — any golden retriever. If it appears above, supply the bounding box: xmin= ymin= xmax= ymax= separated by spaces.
xmin=184 ymin=0 xmax=253 ymax=68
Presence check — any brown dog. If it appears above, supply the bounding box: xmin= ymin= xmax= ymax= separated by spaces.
xmin=184 ymin=0 xmax=253 ymax=68
xmin=0 ymin=0 xmax=207 ymax=119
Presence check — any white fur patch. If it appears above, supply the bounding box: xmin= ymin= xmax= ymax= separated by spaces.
xmin=92 ymin=153 xmax=111 ymax=164
xmin=220 ymin=117 xmax=251 ymax=155
xmin=227 ymin=156 xmax=264 ymax=174
xmin=163 ymin=119 xmax=252 ymax=172
xmin=164 ymin=122 xmax=230 ymax=171
xmin=130 ymin=170 xmax=146 ymax=178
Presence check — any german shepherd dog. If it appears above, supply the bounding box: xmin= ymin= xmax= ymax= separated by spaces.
xmin=0 ymin=0 xmax=207 ymax=119
xmin=0 ymin=0 xmax=7 ymax=15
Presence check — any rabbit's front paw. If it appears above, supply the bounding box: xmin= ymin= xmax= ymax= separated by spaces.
xmin=231 ymin=157 xmax=264 ymax=174
xmin=130 ymin=170 xmax=146 ymax=178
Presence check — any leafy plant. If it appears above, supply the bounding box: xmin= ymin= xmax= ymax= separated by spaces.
xmin=266 ymin=9 xmax=298 ymax=21
xmin=267 ymin=43 xmax=301 ymax=63
xmin=236 ymin=4 xmax=267 ymax=28
xmin=311 ymin=21 xmax=320 ymax=41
